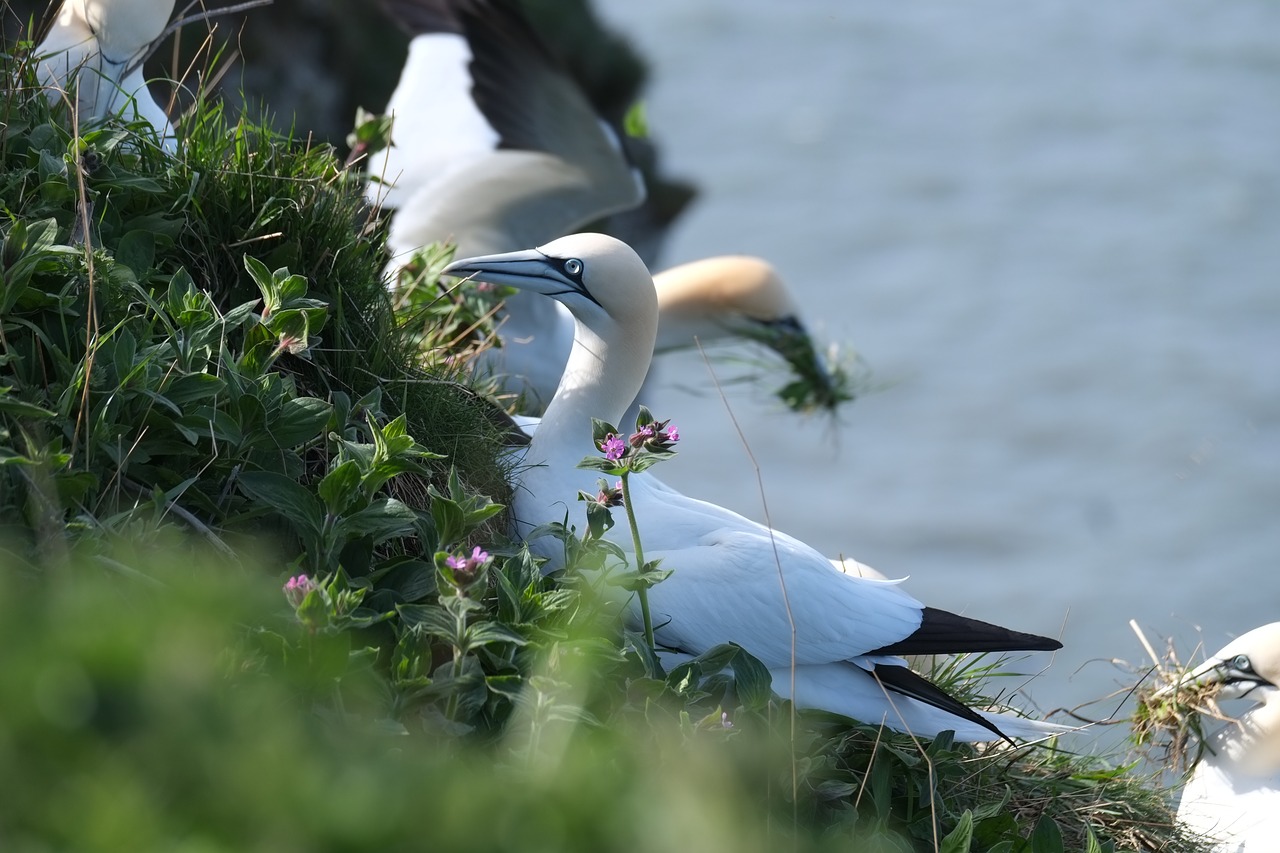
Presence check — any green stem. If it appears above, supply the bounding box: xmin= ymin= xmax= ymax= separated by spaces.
xmin=621 ymin=471 xmax=655 ymax=650
xmin=445 ymin=598 xmax=467 ymax=720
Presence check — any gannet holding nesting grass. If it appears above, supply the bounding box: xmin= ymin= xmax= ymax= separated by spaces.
xmin=34 ymin=0 xmax=176 ymax=149
xmin=371 ymin=0 xmax=846 ymax=414
xmin=443 ymin=233 xmax=1065 ymax=742
xmin=1165 ymin=623 xmax=1280 ymax=851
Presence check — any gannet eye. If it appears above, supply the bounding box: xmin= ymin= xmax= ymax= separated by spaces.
xmin=563 ymin=258 xmax=583 ymax=276
xmin=1232 ymin=654 xmax=1252 ymax=672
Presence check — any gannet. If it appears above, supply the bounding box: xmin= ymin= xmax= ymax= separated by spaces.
xmin=33 ymin=0 xmax=177 ymax=149
xmin=371 ymin=0 xmax=839 ymax=414
xmin=1169 ymin=623 xmax=1280 ymax=851
xmin=443 ymin=233 xmax=1065 ymax=741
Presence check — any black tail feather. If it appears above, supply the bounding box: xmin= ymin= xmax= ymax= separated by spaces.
xmin=867 ymin=607 xmax=1062 ymax=657
xmin=870 ymin=663 xmax=1011 ymax=744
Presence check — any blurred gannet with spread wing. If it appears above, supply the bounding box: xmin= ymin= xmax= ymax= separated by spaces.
xmin=34 ymin=0 xmax=176 ymax=149
xmin=1164 ymin=623 xmax=1280 ymax=850
xmin=370 ymin=0 xmax=841 ymax=413
xmin=444 ymin=233 xmax=1066 ymax=742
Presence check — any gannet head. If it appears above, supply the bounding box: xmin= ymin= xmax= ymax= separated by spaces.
xmin=81 ymin=0 xmax=175 ymax=65
xmin=443 ymin=232 xmax=658 ymax=335
xmin=654 ymin=256 xmax=802 ymax=350
xmin=1178 ymin=622 xmax=1280 ymax=704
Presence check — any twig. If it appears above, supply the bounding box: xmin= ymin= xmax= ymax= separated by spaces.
xmin=133 ymin=0 xmax=276 ymax=73
xmin=1130 ymin=619 xmax=1161 ymax=669
xmin=694 ymin=337 xmax=800 ymax=826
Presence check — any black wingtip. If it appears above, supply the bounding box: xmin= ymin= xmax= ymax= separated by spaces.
xmin=868 ymin=607 xmax=1062 ymax=658
xmin=871 ymin=663 xmax=1012 ymax=744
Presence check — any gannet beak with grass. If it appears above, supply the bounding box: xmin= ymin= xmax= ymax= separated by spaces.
xmin=1146 ymin=623 xmax=1280 ymax=850
xmin=34 ymin=0 xmax=178 ymax=149
xmin=444 ymin=233 xmax=1065 ymax=743
xmin=653 ymin=255 xmax=854 ymax=413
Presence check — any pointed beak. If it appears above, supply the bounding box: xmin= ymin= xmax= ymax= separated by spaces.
xmin=443 ymin=248 xmax=601 ymax=307
xmin=1156 ymin=656 xmax=1275 ymax=702
xmin=745 ymin=315 xmax=851 ymax=413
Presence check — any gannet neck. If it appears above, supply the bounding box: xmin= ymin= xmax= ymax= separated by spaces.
xmin=534 ymin=312 xmax=651 ymax=465
xmin=1208 ymin=695 xmax=1280 ymax=776
xmin=82 ymin=0 xmax=173 ymax=65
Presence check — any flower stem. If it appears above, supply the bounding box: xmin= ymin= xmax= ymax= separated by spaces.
xmin=620 ymin=471 xmax=655 ymax=649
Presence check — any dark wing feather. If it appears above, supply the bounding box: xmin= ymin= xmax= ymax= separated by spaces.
xmin=868 ymin=607 xmax=1062 ymax=657
xmin=871 ymin=663 xmax=1011 ymax=744
xmin=377 ymin=0 xmax=465 ymax=35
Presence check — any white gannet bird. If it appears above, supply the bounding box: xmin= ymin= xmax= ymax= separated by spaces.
xmin=33 ymin=0 xmax=177 ymax=149
xmin=1168 ymin=623 xmax=1280 ymax=851
xmin=444 ymin=233 xmax=1065 ymax=742
xmin=370 ymin=0 xmax=841 ymax=414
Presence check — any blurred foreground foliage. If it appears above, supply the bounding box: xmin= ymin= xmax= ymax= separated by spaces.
xmin=0 ymin=30 xmax=1214 ymax=853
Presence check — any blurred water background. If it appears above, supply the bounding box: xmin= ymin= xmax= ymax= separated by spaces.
xmin=592 ymin=0 xmax=1280 ymax=723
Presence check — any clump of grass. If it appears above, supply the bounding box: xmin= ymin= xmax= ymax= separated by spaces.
xmin=1128 ymin=622 xmax=1225 ymax=775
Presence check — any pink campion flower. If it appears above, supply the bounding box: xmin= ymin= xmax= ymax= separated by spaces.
xmin=628 ymin=424 xmax=655 ymax=448
xmin=283 ymin=574 xmax=317 ymax=607
xmin=601 ymin=433 xmax=626 ymax=462
xmin=595 ymin=481 xmax=623 ymax=508
xmin=662 ymin=424 xmax=679 ymax=443
xmin=446 ymin=546 xmax=490 ymax=573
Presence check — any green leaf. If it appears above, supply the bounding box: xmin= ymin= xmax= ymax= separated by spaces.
xmin=318 ymin=460 xmax=362 ymax=514
xmin=271 ymin=396 xmax=332 ymax=447
xmin=939 ymin=810 xmax=974 ymax=853
xmin=576 ymin=456 xmax=626 ymax=476
xmin=371 ymin=557 xmax=437 ymax=603
xmin=0 ymin=388 xmax=55 ymax=419
xmin=164 ymin=373 xmax=225 ymax=406
xmin=1029 ymin=815 xmax=1064 ymax=853
xmin=431 ymin=496 xmax=465 ymax=549
xmin=590 ymin=417 xmax=619 ymax=445
xmin=115 ymin=229 xmax=155 ymax=275
xmin=398 ymin=603 xmax=461 ymax=644
xmin=727 ymin=645 xmax=772 ymax=712
xmin=338 ymin=499 xmax=418 ymax=543
xmin=465 ymin=622 xmax=529 ymax=649
xmin=236 ymin=470 xmax=324 ymax=540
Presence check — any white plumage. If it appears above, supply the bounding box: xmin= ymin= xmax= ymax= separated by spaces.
xmin=1171 ymin=623 xmax=1280 ymax=851
xmin=34 ymin=0 xmax=176 ymax=150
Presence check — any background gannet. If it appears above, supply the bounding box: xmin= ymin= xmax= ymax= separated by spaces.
xmin=34 ymin=0 xmax=177 ymax=148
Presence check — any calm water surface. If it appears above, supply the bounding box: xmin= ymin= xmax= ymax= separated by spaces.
xmin=593 ymin=0 xmax=1280 ymax=724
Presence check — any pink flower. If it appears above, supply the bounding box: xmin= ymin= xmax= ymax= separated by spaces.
xmin=595 ymin=481 xmax=623 ymax=507
xmin=662 ymin=424 xmax=679 ymax=443
xmin=601 ymin=433 xmax=626 ymax=462
xmin=628 ymin=424 xmax=655 ymax=448
xmin=446 ymin=546 xmax=490 ymax=573
xmin=283 ymin=574 xmax=316 ymax=607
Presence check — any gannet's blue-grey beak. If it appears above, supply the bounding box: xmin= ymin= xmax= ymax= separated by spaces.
xmin=1159 ymin=653 xmax=1277 ymax=702
xmin=443 ymin=248 xmax=601 ymax=307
